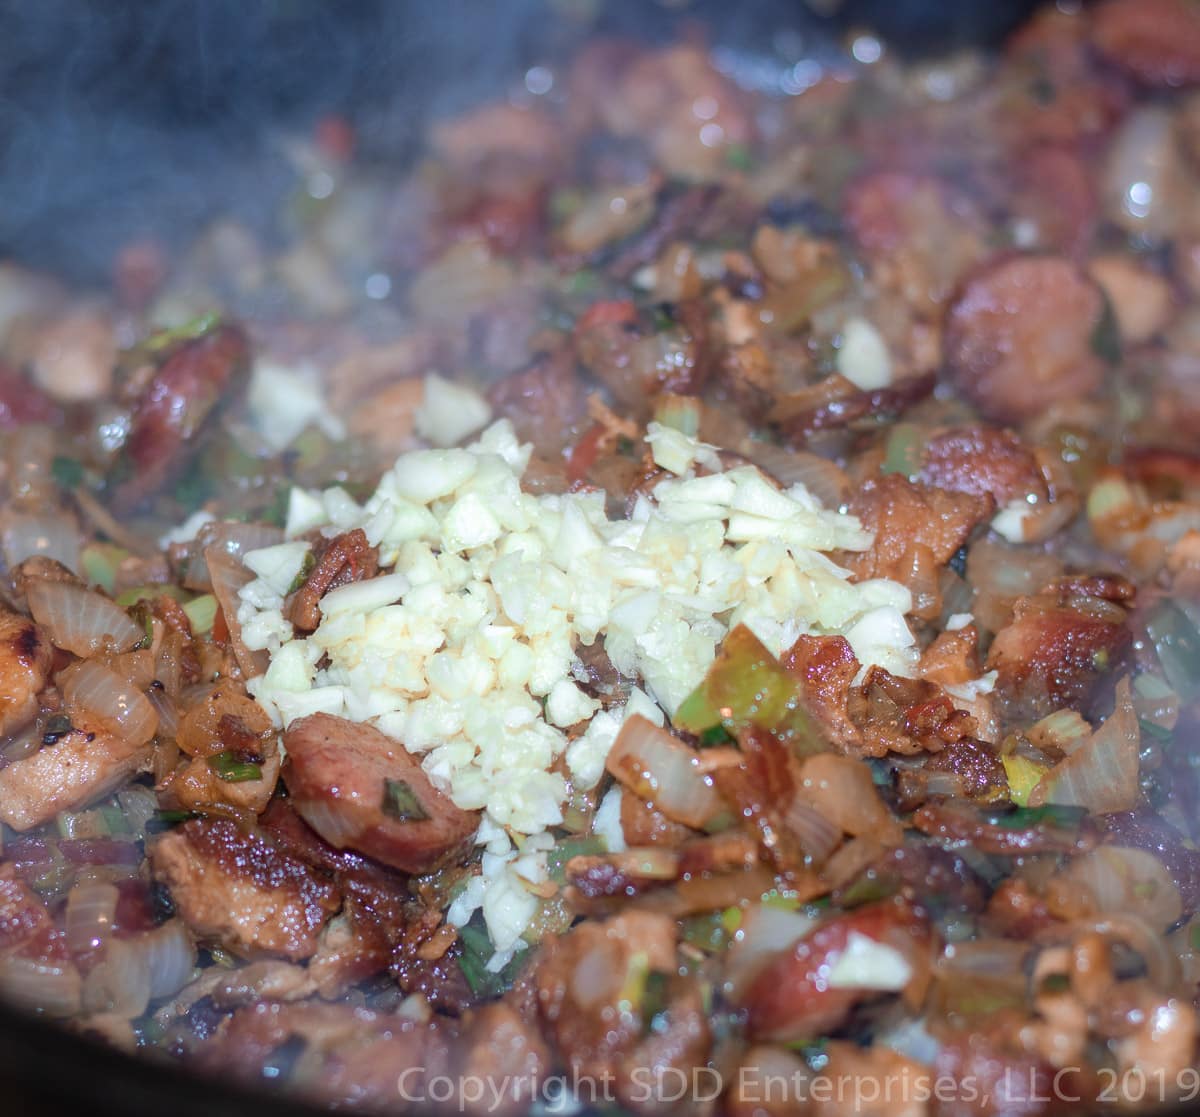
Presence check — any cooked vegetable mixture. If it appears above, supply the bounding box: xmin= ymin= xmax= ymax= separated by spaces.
xmin=5 ymin=2 xmax=1200 ymax=1112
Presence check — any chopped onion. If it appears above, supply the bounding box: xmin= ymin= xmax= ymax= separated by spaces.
xmin=115 ymin=786 xmax=160 ymax=841
xmin=206 ymin=546 xmax=269 ymax=678
xmin=27 ymin=581 xmax=144 ymax=657
xmin=179 ymin=521 xmax=284 ymax=591
xmin=1031 ymin=678 xmax=1139 ymax=813
xmin=83 ymin=937 xmax=152 ymax=1019
xmin=1059 ymin=846 xmax=1182 ymax=932
xmin=724 ymin=904 xmax=817 ymax=999
xmin=0 ymin=956 xmax=83 ymax=1017
xmin=741 ymin=443 xmax=849 ymax=509
xmin=64 ymin=881 xmax=119 ymax=953
xmin=606 ymin=714 xmax=724 ymax=829
xmin=61 ymin=660 xmax=158 ymax=746
xmin=143 ymin=919 xmax=197 ymax=999
xmin=940 ymin=938 xmax=1030 ymax=977
xmin=146 ymin=686 xmax=179 ymax=741
xmin=796 ymin=753 xmax=903 ymax=846
xmin=1071 ymin=913 xmax=1180 ymax=993
xmin=2 ymin=511 xmax=82 ymax=573
xmin=784 ymin=801 xmax=840 ymax=864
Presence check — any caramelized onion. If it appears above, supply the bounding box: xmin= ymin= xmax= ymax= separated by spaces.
xmin=724 ymin=904 xmax=817 ymax=999
xmin=606 ymin=714 xmax=724 ymax=829
xmin=0 ymin=956 xmax=83 ymax=1017
xmin=1 ymin=512 xmax=82 ymax=573
xmin=27 ymin=581 xmax=144 ymax=657
xmin=206 ymin=547 xmax=269 ymax=678
xmin=61 ymin=660 xmax=158 ymax=746
xmin=64 ymin=881 xmax=119 ymax=953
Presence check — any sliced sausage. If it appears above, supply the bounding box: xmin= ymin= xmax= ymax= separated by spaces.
xmin=943 ymin=255 xmax=1106 ymax=423
xmin=918 ymin=424 xmax=1047 ymax=506
xmin=282 ymin=713 xmax=479 ymax=875
xmin=107 ymin=323 xmax=250 ymax=513
xmin=1093 ymin=0 xmax=1200 ymax=88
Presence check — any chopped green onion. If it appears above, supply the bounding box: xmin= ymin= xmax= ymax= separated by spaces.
xmin=1146 ymin=601 xmax=1200 ymax=702
xmin=141 ymin=311 xmax=222 ymax=354
xmin=653 ymin=394 xmax=702 ymax=438
xmin=546 ymin=835 xmax=606 ymax=884
xmin=382 ymin=778 xmax=430 ymax=822
xmin=680 ymin=911 xmax=733 ymax=953
xmin=641 ymin=970 xmax=671 ymax=1034
xmin=81 ymin=543 xmax=131 ymax=596
xmin=115 ymin=584 xmax=189 ymax=608
xmin=880 ymin=422 xmax=923 ymax=478
xmin=1190 ymin=922 xmax=1200 ymax=952
xmin=183 ymin=594 xmax=218 ymax=636
xmin=457 ymin=919 xmax=524 ymax=997
xmin=1137 ymin=717 xmax=1173 ymax=744
xmin=286 ymin=553 xmax=316 ymax=596
xmin=984 ymin=804 xmax=1087 ymax=831
xmin=1090 ymin=293 xmax=1121 ymax=365
xmin=674 ymin=624 xmax=826 ymax=755
xmin=208 ymin=751 xmax=264 ymax=783
xmin=51 ymin=456 xmax=84 ymax=490
xmin=725 ymin=143 xmax=755 ymax=171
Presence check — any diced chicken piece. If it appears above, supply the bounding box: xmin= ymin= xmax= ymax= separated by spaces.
xmin=0 ymin=608 xmax=51 ymax=737
xmin=150 ymin=819 xmax=340 ymax=961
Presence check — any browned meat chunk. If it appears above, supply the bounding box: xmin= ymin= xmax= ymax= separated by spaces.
xmin=986 ymin=585 xmax=1132 ymax=718
xmin=918 ymin=424 xmax=1047 ymax=507
xmin=1092 ymin=0 xmax=1200 ymax=88
xmin=288 ymin=528 xmax=379 ymax=632
xmin=108 ymin=323 xmax=250 ymax=513
xmin=944 ymin=255 xmax=1105 ymax=423
xmin=0 ymin=716 xmax=153 ymax=833
xmin=150 ymin=819 xmax=340 ymax=961
xmin=535 ymin=910 xmax=709 ymax=1109
xmin=742 ymin=899 xmax=930 ymax=1043
xmin=844 ymin=171 xmax=985 ymax=312
xmin=781 ymin=634 xmax=861 ymax=750
xmin=841 ymin=474 xmax=992 ymax=613
xmin=486 ymin=347 xmax=587 ymax=458
xmin=912 ymin=800 xmax=1097 ymax=856
xmin=283 ymin=713 xmax=478 ymax=875
xmin=0 ymin=608 xmax=51 ymax=737
xmin=0 ymin=864 xmax=56 ymax=957
xmin=574 ymin=298 xmax=711 ymax=414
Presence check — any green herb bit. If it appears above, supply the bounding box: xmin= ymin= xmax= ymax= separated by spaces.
xmin=1146 ymin=600 xmax=1200 ymax=702
xmin=208 ymin=751 xmax=264 ymax=783
xmin=51 ymin=456 xmax=85 ymax=490
xmin=725 ymin=143 xmax=755 ymax=171
xmin=457 ymin=919 xmax=525 ymax=998
xmin=382 ymin=778 xmax=430 ymax=822
xmin=641 ymin=970 xmax=671 ymax=1035
xmin=1137 ymin=717 xmax=1173 ymax=745
xmin=142 ymin=311 xmax=222 ymax=354
xmin=546 ymin=835 xmax=606 ymax=884
xmin=984 ymin=804 xmax=1087 ymax=831
xmin=287 ymin=552 xmax=316 ymax=596
xmin=1090 ymin=293 xmax=1122 ymax=366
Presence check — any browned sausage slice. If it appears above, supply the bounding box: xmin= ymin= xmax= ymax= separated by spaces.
xmin=1093 ymin=0 xmax=1200 ymax=88
xmin=282 ymin=713 xmax=478 ymax=874
xmin=943 ymin=255 xmax=1106 ymax=423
